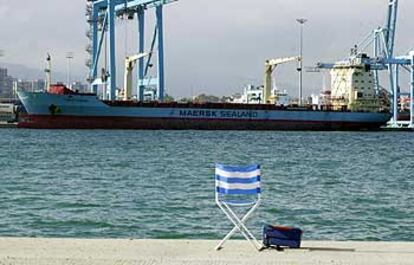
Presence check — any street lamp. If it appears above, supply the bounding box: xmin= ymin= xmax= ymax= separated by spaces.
xmin=296 ymin=18 xmax=307 ymax=106
xmin=66 ymin=52 xmax=74 ymax=88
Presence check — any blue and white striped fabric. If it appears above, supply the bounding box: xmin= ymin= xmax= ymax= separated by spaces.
xmin=215 ymin=164 xmax=261 ymax=195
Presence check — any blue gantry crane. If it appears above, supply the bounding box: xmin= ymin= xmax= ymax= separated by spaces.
xmin=319 ymin=0 xmax=399 ymax=93
xmin=86 ymin=0 xmax=176 ymax=102
xmin=317 ymin=0 xmax=414 ymax=128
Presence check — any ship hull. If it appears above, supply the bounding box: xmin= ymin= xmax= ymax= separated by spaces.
xmin=17 ymin=91 xmax=392 ymax=131
xmin=18 ymin=114 xmax=388 ymax=131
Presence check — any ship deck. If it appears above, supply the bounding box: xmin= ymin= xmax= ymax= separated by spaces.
xmin=102 ymin=100 xmax=388 ymax=113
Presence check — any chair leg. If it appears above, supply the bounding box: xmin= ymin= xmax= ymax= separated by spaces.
xmin=216 ymin=202 xmax=263 ymax=251
xmin=225 ymin=206 xmax=262 ymax=251
xmin=222 ymin=202 xmax=259 ymax=237
xmin=216 ymin=205 xmax=254 ymax=250
xmin=215 ymin=203 xmax=251 ymax=250
xmin=222 ymin=202 xmax=263 ymax=250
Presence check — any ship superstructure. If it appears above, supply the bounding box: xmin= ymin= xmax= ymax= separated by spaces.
xmin=330 ymin=54 xmax=381 ymax=112
xmin=317 ymin=0 xmax=414 ymax=129
xmin=231 ymin=85 xmax=289 ymax=107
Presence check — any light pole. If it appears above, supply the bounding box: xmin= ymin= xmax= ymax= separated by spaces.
xmin=66 ymin=52 xmax=74 ymax=88
xmin=296 ymin=18 xmax=307 ymax=106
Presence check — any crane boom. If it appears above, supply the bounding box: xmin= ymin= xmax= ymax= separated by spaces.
xmin=263 ymin=56 xmax=301 ymax=104
xmin=266 ymin=56 xmax=301 ymax=67
xmin=123 ymin=52 xmax=149 ymax=101
xmin=385 ymin=0 xmax=398 ymax=58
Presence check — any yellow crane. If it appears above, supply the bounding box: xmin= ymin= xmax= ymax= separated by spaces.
xmin=263 ymin=56 xmax=301 ymax=104
xmin=123 ymin=52 xmax=150 ymax=101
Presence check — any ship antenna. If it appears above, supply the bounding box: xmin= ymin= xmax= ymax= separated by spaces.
xmin=45 ymin=53 xmax=52 ymax=92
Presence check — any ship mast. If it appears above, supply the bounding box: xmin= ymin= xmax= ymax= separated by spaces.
xmin=45 ymin=53 xmax=52 ymax=92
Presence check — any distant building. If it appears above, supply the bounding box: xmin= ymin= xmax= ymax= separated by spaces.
xmin=16 ymin=80 xmax=34 ymax=92
xmin=71 ymin=82 xmax=89 ymax=93
xmin=31 ymin=79 xmax=46 ymax=91
xmin=12 ymin=79 xmax=47 ymax=93
xmin=0 ymin=66 xmax=89 ymax=97
xmin=0 ymin=68 xmax=14 ymax=97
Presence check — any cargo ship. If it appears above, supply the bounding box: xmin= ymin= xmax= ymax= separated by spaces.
xmin=16 ymin=52 xmax=392 ymax=130
xmin=17 ymin=84 xmax=391 ymax=130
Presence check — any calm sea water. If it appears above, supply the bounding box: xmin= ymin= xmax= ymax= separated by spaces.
xmin=0 ymin=129 xmax=413 ymax=241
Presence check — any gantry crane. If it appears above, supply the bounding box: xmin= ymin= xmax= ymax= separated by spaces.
xmin=263 ymin=56 xmax=301 ymax=104
xmin=86 ymin=0 xmax=177 ymax=102
xmin=319 ymin=0 xmax=399 ymax=93
xmin=316 ymin=0 xmax=414 ymax=128
xmin=385 ymin=0 xmax=399 ymax=58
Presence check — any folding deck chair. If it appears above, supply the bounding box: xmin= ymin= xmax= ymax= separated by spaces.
xmin=215 ymin=163 xmax=263 ymax=251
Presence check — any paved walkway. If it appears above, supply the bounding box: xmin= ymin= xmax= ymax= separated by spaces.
xmin=0 ymin=238 xmax=413 ymax=265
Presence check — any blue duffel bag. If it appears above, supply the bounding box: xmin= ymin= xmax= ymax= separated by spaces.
xmin=263 ymin=225 xmax=303 ymax=248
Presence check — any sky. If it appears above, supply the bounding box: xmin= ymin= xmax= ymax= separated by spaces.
xmin=0 ymin=0 xmax=413 ymax=98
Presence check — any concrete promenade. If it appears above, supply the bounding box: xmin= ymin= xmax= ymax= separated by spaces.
xmin=0 ymin=238 xmax=413 ymax=265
